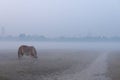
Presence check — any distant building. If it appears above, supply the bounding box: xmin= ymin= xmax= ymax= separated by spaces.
xmin=1 ymin=27 xmax=5 ymax=37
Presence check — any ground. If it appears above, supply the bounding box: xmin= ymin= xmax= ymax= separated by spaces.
xmin=107 ymin=51 xmax=120 ymax=80
xmin=0 ymin=49 xmax=101 ymax=80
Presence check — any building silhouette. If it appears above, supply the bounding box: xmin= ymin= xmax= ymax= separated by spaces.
xmin=1 ymin=27 xmax=5 ymax=37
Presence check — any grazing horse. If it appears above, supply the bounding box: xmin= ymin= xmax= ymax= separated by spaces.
xmin=18 ymin=45 xmax=37 ymax=59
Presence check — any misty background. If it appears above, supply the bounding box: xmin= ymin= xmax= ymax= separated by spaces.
xmin=0 ymin=0 xmax=120 ymax=37
xmin=0 ymin=0 xmax=120 ymax=51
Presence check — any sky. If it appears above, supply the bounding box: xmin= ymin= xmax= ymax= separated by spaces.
xmin=0 ymin=0 xmax=120 ymax=37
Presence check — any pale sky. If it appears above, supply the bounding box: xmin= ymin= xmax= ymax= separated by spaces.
xmin=0 ymin=0 xmax=120 ymax=37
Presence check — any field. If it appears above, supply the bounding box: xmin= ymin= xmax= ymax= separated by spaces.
xmin=107 ymin=51 xmax=120 ymax=80
xmin=0 ymin=49 xmax=100 ymax=80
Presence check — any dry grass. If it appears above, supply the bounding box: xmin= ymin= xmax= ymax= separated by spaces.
xmin=0 ymin=75 xmax=9 ymax=80
xmin=107 ymin=51 xmax=120 ymax=80
xmin=0 ymin=49 xmax=100 ymax=80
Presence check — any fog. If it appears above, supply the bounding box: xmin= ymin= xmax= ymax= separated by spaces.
xmin=0 ymin=41 xmax=117 ymax=80
xmin=0 ymin=0 xmax=120 ymax=37
xmin=0 ymin=41 xmax=120 ymax=51
xmin=0 ymin=0 xmax=120 ymax=79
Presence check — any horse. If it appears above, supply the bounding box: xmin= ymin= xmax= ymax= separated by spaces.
xmin=18 ymin=45 xmax=37 ymax=59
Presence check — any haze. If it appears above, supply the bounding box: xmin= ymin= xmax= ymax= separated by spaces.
xmin=0 ymin=0 xmax=120 ymax=37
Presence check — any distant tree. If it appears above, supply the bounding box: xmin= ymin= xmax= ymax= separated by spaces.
xmin=19 ymin=33 xmax=26 ymax=39
xmin=39 ymin=35 xmax=46 ymax=39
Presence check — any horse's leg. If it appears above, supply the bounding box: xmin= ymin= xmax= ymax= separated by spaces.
xmin=29 ymin=48 xmax=37 ymax=64
xmin=31 ymin=47 xmax=37 ymax=58
xmin=33 ymin=47 xmax=38 ymax=58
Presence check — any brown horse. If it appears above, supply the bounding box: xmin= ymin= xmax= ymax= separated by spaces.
xmin=18 ymin=45 xmax=37 ymax=59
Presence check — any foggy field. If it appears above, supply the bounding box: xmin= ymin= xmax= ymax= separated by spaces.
xmin=0 ymin=41 xmax=119 ymax=80
xmin=107 ymin=51 xmax=120 ymax=80
xmin=0 ymin=0 xmax=119 ymax=79
xmin=0 ymin=49 xmax=100 ymax=80
xmin=0 ymin=0 xmax=120 ymax=79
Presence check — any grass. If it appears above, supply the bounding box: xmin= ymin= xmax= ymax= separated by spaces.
xmin=107 ymin=51 xmax=120 ymax=80
xmin=0 ymin=75 xmax=9 ymax=80
xmin=0 ymin=49 xmax=100 ymax=80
